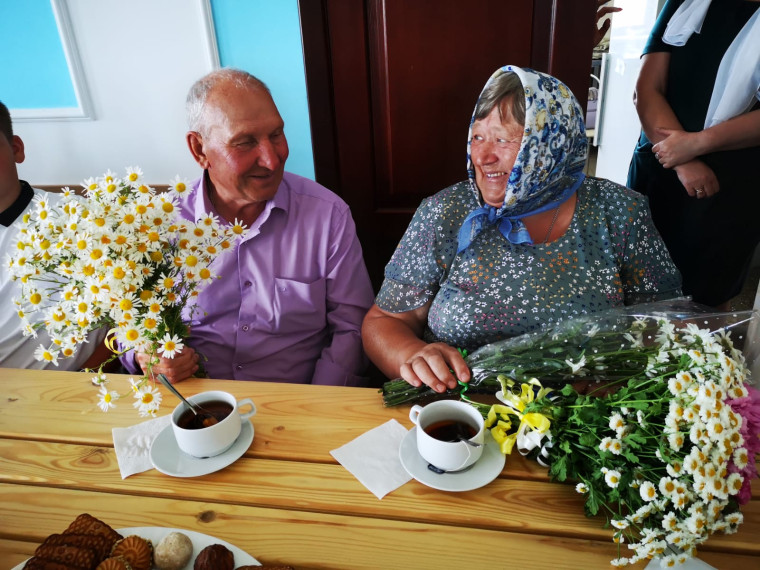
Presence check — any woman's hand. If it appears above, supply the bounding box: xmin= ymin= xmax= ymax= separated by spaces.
xmin=652 ymin=128 xmax=704 ymax=168
xmin=362 ymin=302 xmax=471 ymax=393
xmin=136 ymin=346 xmax=199 ymax=384
xmin=399 ymin=342 xmax=470 ymax=393
xmin=673 ymin=159 xmax=719 ymax=198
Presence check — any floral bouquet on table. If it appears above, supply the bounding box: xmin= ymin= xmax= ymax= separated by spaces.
xmin=381 ymin=299 xmax=757 ymax=406
xmin=6 ymin=167 xmax=246 ymax=416
xmin=384 ymin=301 xmax=760 ymax=567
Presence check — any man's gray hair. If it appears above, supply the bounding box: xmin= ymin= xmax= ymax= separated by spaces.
xmin=186 ymin=68 xmax=271 ymax=133
xmin=474 ymin=71 xmax=526 ymax=126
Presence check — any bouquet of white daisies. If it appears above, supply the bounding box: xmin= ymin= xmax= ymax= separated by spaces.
xmin=7 ymin=167 xmax=246 ymax=415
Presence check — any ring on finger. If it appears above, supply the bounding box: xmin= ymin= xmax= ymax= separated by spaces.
xmin=695 ymin=188 xmax=704 ymax=195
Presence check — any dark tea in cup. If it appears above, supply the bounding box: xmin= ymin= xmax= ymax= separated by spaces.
xmin=424 ymin=420 xmax=478 ymax=442
xmin=176 ymin=400 xmax=233 ymax=430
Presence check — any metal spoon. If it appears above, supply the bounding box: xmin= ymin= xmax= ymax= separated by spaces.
xmin=157 ymin=374 xmax=218 ymax=427
xmin=456 ymin=423 xmax=482 ymax=448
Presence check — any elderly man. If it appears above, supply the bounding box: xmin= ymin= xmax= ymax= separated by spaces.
xmin=0 ymin=101 xmax=108 ymax=369
xmin=128 ymin=69 xmax=374 ymax=386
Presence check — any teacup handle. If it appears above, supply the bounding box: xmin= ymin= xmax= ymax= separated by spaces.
xmin=409 ymin=405 xmax=423 ymax=426
xmin=236 ymin=398 xmax=256 ymax=420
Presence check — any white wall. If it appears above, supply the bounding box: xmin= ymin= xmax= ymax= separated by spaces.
xmin=594 ymin=0 xmax=660 ymax=185
xmin=15 ymin=0 xmax=216 ymax=186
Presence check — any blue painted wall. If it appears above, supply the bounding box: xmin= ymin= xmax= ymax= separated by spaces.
xmin=0 ymin=0 xmax=77 ymax=109
xmin=211 ymin=0 xmax=315 ymax=180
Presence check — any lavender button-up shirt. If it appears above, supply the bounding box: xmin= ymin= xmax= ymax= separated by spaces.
xmin=125 ymin=172 xmax=374 ymax=386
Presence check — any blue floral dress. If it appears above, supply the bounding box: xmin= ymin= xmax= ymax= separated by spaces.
xmin=375 ymin=66 xmax=682 ymax=351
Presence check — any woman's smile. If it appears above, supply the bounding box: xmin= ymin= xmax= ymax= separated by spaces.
xmin=471 ymin=108 xmax=523 ymax=207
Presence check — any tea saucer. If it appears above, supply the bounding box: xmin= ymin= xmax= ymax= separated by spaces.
xmin=150 ymin=420 xmax=254 ymax=477
xmin=399 ymin=427 xmax=506 ymax=492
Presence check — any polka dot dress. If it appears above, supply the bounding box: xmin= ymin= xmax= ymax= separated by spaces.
xmin=376 ymin=177 xmax=682 ymax=352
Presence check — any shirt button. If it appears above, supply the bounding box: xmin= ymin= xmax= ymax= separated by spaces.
xmin=236 ymin=365 xmax=242 ymax=371
xmin=242 ymin=325 xmax=249 ymax=332
xmin=244 ymin=281 xmax=252 ymax=288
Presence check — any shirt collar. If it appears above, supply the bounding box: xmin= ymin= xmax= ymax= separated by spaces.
xmin=196 ymin=171 xmax=290 ymax=229
xmin=0 ymin=180 xmax=34 ymax=227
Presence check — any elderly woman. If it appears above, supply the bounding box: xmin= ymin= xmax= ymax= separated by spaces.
xmin=362 ymin=65 xmax=682 ymax=393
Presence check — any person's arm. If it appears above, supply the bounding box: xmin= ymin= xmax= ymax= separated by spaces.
xmin=310 ymin=209 xmax=375 ymax=387
xmin=633 ymin=52 xmax=681 ymax=146
xmin=653 ymin=109 xmax=760 ymax=167
xmin=633 ymin=51 xmax=719 ymax=197
xmin=361 ymin=303 xmax=469 ymax=394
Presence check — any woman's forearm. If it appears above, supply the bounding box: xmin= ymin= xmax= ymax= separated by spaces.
xmin=698 ymin=109 xmax=760 ymax=154
xmin=361 ymin=304 xmax=429 ymax=380
xmin=633 ymin=52 xmax=683 ymax=144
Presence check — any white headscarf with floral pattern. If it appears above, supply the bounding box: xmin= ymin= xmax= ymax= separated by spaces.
xmin=458 ymin=65 xmax=588 ymax=252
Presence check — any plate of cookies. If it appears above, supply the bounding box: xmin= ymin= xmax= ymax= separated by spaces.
xmin=14 ymin=513 xmax=266 ymax=569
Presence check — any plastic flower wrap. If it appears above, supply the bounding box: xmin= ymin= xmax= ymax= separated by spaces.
xmin=380 ymin=299 xmax=757 ymax=406
xmin=6 ymin=168 xmax=246 ymax=416
xmin=392 ymin=300 xmax=759 ymax=567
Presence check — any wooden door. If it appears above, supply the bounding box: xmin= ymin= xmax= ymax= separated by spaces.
xmin=300 ymin=0 xmax=598 ymax=290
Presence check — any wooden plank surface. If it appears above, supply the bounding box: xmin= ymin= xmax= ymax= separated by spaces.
xmin=2 ymin=438 xmax=759 ymax=555
xmin=0 ymin=485 xmax=649 ymax=570
xmin=0 ymin=370 xmax=549 ymax=479
xmin=2 ymin=368 xmax=759 ymax=569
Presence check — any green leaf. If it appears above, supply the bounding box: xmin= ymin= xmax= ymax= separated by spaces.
xmin=551 ymin=454 xmax=569 ymax=481
xmin=578 ymin=431 xmax=597 ymax=447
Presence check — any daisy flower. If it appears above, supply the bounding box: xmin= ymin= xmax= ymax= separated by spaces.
xmin=124 ymin=166 xmax=143 ymax=183
xmin=639 ymin=481 xmax=657 ymax=502
xmin=33 ymin=344 xmax=58 ymax=366
xmin=97 ymin=384 xmax=120 ymax=412
xmin=133 ymin=384 xmax=162 ymax=417
xmin=605 ymin=470 xmax=621 ymax=489
xmin=169 ymin=175 xmax=190 ymax=194
xmin=158 ymin=333 xmax=184 ymax=358
xmin=91 ymin=373 xmax=108 ymax=386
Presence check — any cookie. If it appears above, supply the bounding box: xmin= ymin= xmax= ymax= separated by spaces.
xmin=110 ymin=535 xmax=153 ymax=570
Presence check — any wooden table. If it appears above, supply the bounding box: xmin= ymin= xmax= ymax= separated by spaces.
xmin=1 ymin=369 xmax=758 ymax=569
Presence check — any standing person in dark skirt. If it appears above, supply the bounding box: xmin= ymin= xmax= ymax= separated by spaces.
xmin=628 ymin=0 xmax=760 ymax=310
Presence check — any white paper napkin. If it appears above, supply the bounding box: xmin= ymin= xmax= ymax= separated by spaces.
xmin=112 ymin=414 xmax=172 ymax=479
xmin=330 ymin=419 xmax=412 ymax=499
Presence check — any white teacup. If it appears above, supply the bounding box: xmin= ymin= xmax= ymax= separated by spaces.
xmin=171 ymin=390 xmax=256 ymax=458
xmin=409 ymin=400 xmax=485 ymax=472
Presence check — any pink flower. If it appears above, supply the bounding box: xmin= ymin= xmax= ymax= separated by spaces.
xmin=727 ymin=384 xmax=760 ymax=505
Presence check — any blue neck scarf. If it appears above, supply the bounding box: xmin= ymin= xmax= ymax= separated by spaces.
xmin=457 ymin=66 xmax=588 ymax=253
xmin=457 ymin=177 xmax=584 ymax=252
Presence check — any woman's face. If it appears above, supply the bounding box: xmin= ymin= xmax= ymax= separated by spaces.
xmin=471 ymin=106 xmax=523 ymax=208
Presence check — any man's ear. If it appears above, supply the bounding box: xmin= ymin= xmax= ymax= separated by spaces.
xmin=11 ymin=135 xmax=25 ymax=164
xmin=186 ymin=131 xmax=209 ymax=169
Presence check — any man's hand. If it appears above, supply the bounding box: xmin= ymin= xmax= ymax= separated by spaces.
xmin=399 ymin=342 xmax=470 ymax=394
xmin=136 ymin=346 xmax=199 ymax=384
